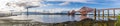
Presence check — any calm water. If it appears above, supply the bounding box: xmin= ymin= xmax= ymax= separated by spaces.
xmin=0 ymin=14 xmax=117 ymax=26
xmin=2 ymin=14 xmax=116 ymax=23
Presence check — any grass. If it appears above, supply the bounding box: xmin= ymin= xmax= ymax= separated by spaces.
xmin=114 ymin=15 xmax=120 ymax=26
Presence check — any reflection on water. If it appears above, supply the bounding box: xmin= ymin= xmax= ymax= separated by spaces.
xmin=0 ymin=15 xmax=117 ymax=26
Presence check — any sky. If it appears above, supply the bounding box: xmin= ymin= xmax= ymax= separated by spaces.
xmin=0 ymin=0 xmax=120 ymax=13
xmin=43 ymin=0 xmax=120 ymax=8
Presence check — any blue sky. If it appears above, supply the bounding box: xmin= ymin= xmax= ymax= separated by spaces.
xmin=28 ymin=0 xmax=120 ymax=12
xmin=37 ymin=0 xmax=120 ymax=9
xmin=33 ymin=0 xmax=120 ymax=13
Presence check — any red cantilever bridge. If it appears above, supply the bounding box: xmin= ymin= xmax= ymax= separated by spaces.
xmin=68 ymin=7 xmax=120 ymax=15
xmin=68 ymin=6 xmax=120 ymax=20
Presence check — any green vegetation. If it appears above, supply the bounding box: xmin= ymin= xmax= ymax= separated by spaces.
xmin=115 ymin=14 xmax=120 ymax=26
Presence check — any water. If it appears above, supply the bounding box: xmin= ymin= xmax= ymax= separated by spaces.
xmin=0 ymin=14 xmax=117 ymax=26
xmin=5 ymin=15 xmax=81 ymax=23
xmin=2 ymin=14 xmax=116 ymax=23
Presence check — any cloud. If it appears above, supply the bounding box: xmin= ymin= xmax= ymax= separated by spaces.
xmin=45 ymin=0 xmax=87 ymax=2
xmin=109 ymin=0 xmax=120 ymax=6
xmin=59 ymin=1 xmax=70 ymax=6
xmin=45 ymin=0 xmax=120 ymax=6
xmin=44 ymin=0 xmax=96 ymax=6
xmin=92 ymin=0 xmax=120 ymax=6
xmin=44 ymin=0 xmax=103 ymax=6
xmin=28 ymin=8 xmax=72 ymax=13
xmin=45 ymin=0 xmax=96 ymax=4
xmin=0 ymin=0 xmax=46 ymax=12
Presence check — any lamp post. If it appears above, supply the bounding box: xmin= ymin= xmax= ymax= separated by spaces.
xmin=26 ymin=8 xmax=29 ymax=17
xmin=10 ymin=10 xmax=14 ymax=16
xmin=25 ymin=6 xmax=39 ymax=18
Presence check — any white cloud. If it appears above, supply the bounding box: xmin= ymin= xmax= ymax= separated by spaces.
xmin=0 ymin=0 xmax=46 ymax=12
xmin=110 ymin=0 xmax=120 ymax=8
xmin=46 ymin=0 xmax=87 ymax=2
xmin=93 ymin=0 xmax=120 ymax=6
xmin=59 ymin=1 xmax=70 ymax=6
xmin=28 ymin=8 xmax=80 ymax=13
xmin=45 ymin=0 xmax=120 ymax=6
xmin=45 ymin=0 xmax=96 ymax=3
xmin=44 ymin=0 xmax=99 ymax=6
xmin=27 ymin=8 xmax=71 ymax=13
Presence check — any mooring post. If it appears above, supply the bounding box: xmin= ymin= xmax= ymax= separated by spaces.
xmin=102 ymin=10 xmax=105 ymax=26
xmin=102 ymin=10 xmax=104 ymax=20
xmin=94 ymin=8 xmax=96 ymax=20
xmin=98 ymin=10 xmax=101 ymax=26
xmin=107 ymin=9 xmax=110 ymax=21
xmin=113 ymin=9 xmax=115 ymax=19
xmin=98 ymin=10 xmax=100 ymax=20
